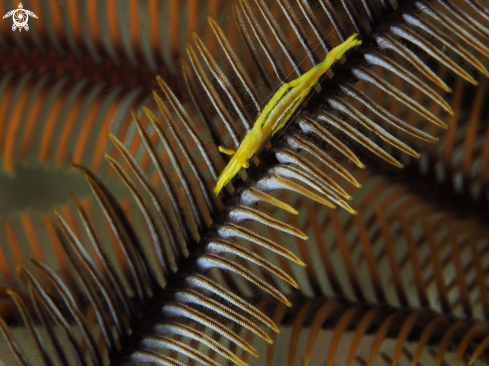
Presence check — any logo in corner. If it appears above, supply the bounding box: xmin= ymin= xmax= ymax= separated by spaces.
xmin=3 ymin=3 xmax=37 ymax=32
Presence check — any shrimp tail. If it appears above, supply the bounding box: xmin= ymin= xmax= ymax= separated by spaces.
xmin=214 ymin=157 xmax=243 ymax=195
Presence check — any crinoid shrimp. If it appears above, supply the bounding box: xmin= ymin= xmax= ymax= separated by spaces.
xmin=214 ymin=33 xmax=362 ymax=195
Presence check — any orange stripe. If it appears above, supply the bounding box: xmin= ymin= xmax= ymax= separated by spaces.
xmin=72 ymin=91 xmax=103 ymax=165
xmin=28 ymin=1 xmax=45 ymax=39
xmin=151 ymin=170 xmax=159 ymax=187
xmin=461 ymin=84 xmax=485 ymax=175
xmin=0 ymin=2 xmax=12 ymax=41
xmin=0 ymin=238 xmax=11 ymax=279
xmin=67 ymin=0 xmax=82 ymax=43
xmin=365 ymin=312 xmax=404 ymax=366
xmin=265 ymin=304 xmax=288 ymax=366
xmin=375 ymin=204 xmax=409 ymax=307
xmin=39 ymin=86 xmax=67 ymax=163
xmin=90 ymin=96 xmax=122 ymax=171
xmin=148 ymin=0 xmax=160 ymax=64
xmin=80 ymin=307 xmax=96 ymax=355
xmin=326 ymin=306 xmax=363 ymax=366
xmin=130 ymin=0 xmax=140 ymax=58
xmin=307 ymin=201 xmax=343 ymax=294
xmin=4 ymin=219 xmax=23 ymax=262
xmin=41 ymin=213 xmax=67 ymax=272
xmin=303 ymin=300 xmax=342 ymax=366
xmin=19 ymin=84 xmax=48 ymax=159
xmin=48 ymin=0 xmax=64 ymax=37
xmin=3 ymin=77 xmax=32 ymax=173
xmin=330 ymin=209 xmax=364 ymax=301
xmin=286 ymin=300 xmax=316 ymax=366
xmin=106 ymin=0 xmax=122 ymax=52
xmin=354 ymin=214 xmax=387 ymax=303
xmin=448 ymin=226 xmax=472 ymax=318
xmin=55 ymin=86 xmax=86 ymax=166
xmin=86 ymin=1 xmax=100 ymax=45
xmin=0 ymin=79 xmax=14 ymax=149
xmin=469 ymin=232 xmax=489 ymax=316
xmin=20 ymin=212 xmax=45 ymax=262
xmin=398 ymin=215 xmax=429 ymax=307
xmin=187 ymin=0 xmax=198 ymax=32
xmin=169 ymin=0 xmax=180 ymax=61
xmin=424 ymin=222 xmax=451 ymax=314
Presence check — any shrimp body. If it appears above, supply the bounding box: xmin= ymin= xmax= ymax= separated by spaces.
xmin=214 ymin=33 xmax=362 ymax=195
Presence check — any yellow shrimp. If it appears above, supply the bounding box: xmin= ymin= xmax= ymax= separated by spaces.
xmin=214 ymin=33 xmax=362 ymax=195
